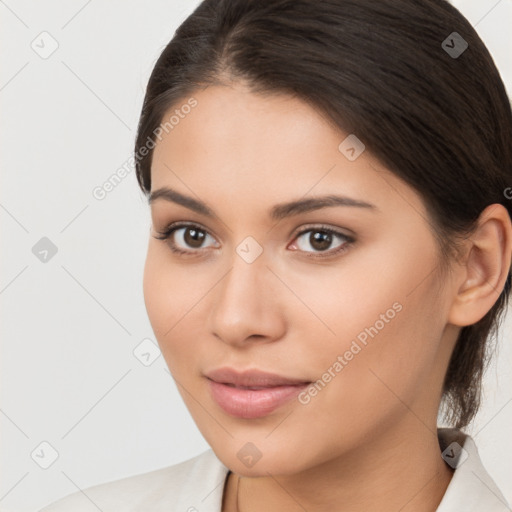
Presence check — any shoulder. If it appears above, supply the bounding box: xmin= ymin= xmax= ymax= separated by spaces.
xmin=38 ymin=449 xmax=230 ymax=512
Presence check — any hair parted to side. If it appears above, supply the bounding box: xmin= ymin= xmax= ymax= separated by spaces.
xmin=134 ymin=0 xmax=512 ymax=429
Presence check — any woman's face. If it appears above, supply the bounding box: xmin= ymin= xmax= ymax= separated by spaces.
xmin=143 ymin=82 xmax=460 ymax=476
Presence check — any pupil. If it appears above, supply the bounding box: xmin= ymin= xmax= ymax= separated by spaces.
xmin=311 ymin=231 xmax=331 ymax=251
xmin=185 ymin=228 xmax=205 ymax=248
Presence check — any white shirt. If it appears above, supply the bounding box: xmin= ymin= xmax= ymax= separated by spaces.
xmin=39 ymin=428 xmax=511 ymax=511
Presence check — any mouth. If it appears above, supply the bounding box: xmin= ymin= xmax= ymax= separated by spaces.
xmin=222 ymin=383 xmax=285 ymax=390
xmin=204 ymin=369 xmax=312 ymax=419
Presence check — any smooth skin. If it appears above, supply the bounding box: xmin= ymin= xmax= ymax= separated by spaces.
xmin=143 ymin=81 xmax=512 ymax=512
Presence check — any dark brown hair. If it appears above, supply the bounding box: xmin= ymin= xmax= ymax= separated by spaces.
xmin=134 ymin=0 xmax=512 ymax=429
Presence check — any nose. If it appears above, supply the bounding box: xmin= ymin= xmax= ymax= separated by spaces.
xmin=207 ymin=249 xmax=286 ymax=348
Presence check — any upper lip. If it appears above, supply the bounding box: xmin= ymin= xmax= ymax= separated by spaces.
xmin=205 ymin=367 xmax=311 ymax=387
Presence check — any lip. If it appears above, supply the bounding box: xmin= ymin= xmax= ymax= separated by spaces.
xmin=205 ymin=367 xmax=311 ymax=419
xmin=205 ymin=367 xmax=311 ymax=387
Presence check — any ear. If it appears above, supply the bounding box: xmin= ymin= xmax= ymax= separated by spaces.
xmin=448 ymin=203 xmax=512 ymax=327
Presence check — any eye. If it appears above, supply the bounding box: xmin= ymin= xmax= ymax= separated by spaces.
xmin=153 ymin=222 xmax=354 ymax=259
xmin=153 ymin=222 xmax=218 ymax=256
xmin=289 ymin=225 xmax=354 ymax=258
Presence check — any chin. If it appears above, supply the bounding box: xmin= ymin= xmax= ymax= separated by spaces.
xmin=209 ymin=438 xmax=314 ymax=477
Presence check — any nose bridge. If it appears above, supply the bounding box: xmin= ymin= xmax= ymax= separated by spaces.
xmin=215 ymin=248 xmax=267 ymax=318
xmin=208 ymin=243 xmax=281 ymax=344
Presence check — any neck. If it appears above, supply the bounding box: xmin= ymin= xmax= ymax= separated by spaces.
xmin=223 ymin=418 xmax=454 ymax=512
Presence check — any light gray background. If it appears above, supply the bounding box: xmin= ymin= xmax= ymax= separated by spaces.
xmin=1 ymin=1 xmax=511 ymax=511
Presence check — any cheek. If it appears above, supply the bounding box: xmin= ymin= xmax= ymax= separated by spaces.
xmin=143 ymin=241 xmax=188 ymax=312
xmin=142 ymin=244 xmax=169 ymax=337
xmin=294 ymin=246 xmax=443 ymax=411
xmin=142 ymin=242 xmax=209 ymax=371
xmin=143 ymin=243 xmax=189 ymax=343
xmin=283 ymin=253 xmax=406 ymax=361
xmin=288 ymin=302 xmax=439 ymax=464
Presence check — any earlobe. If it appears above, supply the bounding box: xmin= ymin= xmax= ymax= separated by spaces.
xmin=448 ymin=204 xmax=512 ymax=327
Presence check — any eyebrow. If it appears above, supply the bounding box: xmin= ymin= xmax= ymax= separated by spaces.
xmin=148 ymin=186 xmax=377 ymax=221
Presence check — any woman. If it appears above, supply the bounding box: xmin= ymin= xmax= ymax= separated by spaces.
xmin=40 ymin=0 xmax=512 ymax=510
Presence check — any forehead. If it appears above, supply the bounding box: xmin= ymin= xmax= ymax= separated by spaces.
xmin=151 ymin=83 xmax=337 ymax=171
xmin=149 ymin=84 xmax=425 ymax=220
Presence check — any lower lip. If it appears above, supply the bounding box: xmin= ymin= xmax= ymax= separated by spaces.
xmin=207 ymin=379 xmax=310 ymax=419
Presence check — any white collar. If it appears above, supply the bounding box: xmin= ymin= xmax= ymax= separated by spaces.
xmin=436 ymin=427 xmax=511 ymax=511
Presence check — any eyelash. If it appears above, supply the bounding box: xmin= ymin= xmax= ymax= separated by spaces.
xmin=153 ymin=222 xmax=355 ymax=259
